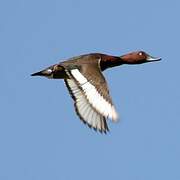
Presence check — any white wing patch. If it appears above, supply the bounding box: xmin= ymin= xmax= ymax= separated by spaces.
xmin=70 ymin=69 xmax=118 ymax=121
xmin=65 ymin=79 xmax=108 ymax=132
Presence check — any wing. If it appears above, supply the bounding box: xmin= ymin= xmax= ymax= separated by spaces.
xmin=65 ymin=78 xmax=109 ymax=133
xmin=65 ymin=63 xmax=118 ymax=121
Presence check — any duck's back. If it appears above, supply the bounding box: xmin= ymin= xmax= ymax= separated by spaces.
xmin=60 ymin=53 xmax=102 ymax=67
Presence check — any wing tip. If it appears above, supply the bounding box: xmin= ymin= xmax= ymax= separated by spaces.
xmin=65 ymin=77 xmax=110 ymax=134
xmin=75 ymin=105 xmax=109 ymax=133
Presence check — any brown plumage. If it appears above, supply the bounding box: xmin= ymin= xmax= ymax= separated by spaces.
xmin=31 ymin=51 xmax=161 ymax=133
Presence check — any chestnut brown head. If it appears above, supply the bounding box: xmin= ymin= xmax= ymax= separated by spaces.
xmin=120 ymin=51 xmax=161 ymax=64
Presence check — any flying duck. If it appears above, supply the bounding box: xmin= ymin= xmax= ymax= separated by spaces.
xmin=31 ymin=51 xmax=161 ymax=133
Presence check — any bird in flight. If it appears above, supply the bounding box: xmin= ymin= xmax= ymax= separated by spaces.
xmin=31 ymin=51 xmax=161 ymax=133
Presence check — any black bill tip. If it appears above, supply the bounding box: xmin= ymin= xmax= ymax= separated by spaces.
xmin=146 ymin=55 xmax=162 ymax=62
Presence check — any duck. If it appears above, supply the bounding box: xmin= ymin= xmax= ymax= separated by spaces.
xmin=31 ymin=51 xmax=161 ymax=133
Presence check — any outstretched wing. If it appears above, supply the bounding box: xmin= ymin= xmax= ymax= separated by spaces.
xmin=64 ymin=62 xmax=118 ymax=132
xmin=65 ymin=78 xmax=109 ymax=133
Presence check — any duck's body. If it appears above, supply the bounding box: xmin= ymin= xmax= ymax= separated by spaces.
xmin=32 ymin=51 xmax=161 ymax=133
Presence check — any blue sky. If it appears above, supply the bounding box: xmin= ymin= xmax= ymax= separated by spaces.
xmin=0 ymin=0 xmax=180 ymax=179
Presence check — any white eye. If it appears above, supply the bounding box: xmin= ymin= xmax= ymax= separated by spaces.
xmin=139 ymin=52 xmax=143 ymax=56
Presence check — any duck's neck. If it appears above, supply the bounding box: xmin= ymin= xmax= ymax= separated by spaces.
xmin=100 ymin=54 xmax=124 ymax=71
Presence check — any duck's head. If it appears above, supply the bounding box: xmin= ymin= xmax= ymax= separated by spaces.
xmin=120 ymin=51 xmax=161 ymax=64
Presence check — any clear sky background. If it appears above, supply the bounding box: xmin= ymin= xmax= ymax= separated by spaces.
xmin=0 ymin=0 xmax=179 ymax=179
